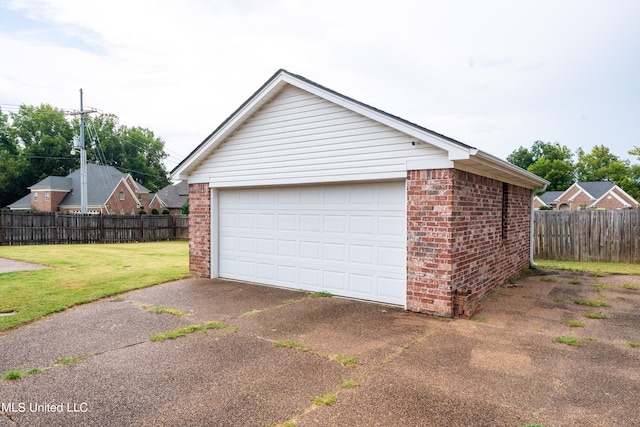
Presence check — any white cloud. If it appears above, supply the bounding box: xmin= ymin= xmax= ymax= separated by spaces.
xmin=1 ymin=0 xmax=639 ymax=169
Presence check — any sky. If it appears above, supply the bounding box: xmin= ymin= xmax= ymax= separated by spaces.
xmin=1 ymin=0 xmax=639 ymax=173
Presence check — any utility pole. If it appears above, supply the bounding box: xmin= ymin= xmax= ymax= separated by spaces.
xmin=69 ymin=89 xmax=96 ymax=214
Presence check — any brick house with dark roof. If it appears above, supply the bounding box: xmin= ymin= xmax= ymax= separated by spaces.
xmin=149 ymin=181 xmax=189 ymax=215
xmin=8 ymin=163 xmax=150 ymax=214
xmin=533 ymin=190 xmax=564 ymax=210
xmin=549 ymin=182 xmax=638 ymax=210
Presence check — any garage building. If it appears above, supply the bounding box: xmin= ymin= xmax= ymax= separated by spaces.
xmin=171 ymin=70 xmax=548 ymax=318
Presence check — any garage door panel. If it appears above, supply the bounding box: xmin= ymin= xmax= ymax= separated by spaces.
xmin=349 ymin=245 xmax=374 ymax=265
xmin=324 ymin=243 xmax=346 ymax=262
xmin=323 ymin=270 xmax=346 ymax=291
xmin=349 ymin=273 xmax=374 ymax=295
xmin=378 ymin=246 xmax=404 ymax=267
xmin=299 ymin=241 xmax=320 ymax=259
xmin=378 ymin=216 xmax=404 ymax=236
xmin=299 ymin=268 xmax=320 ymax=287
xmin=257 ymin=263 xmax=275 ymax=280
xmin=277 ymin=265 xmax=297 ymax=284
xmin=257 ymin=213 xmax=276 ymax=230
xmin=219 ymin=182 xmax=406 ymax=305
xmin=256 ymin=238 xmax=274 ymax=255
xmin=378 ymin=277 xmax=405 ymax=299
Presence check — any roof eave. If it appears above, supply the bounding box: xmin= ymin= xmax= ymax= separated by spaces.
xmin=171 ymin=69 xmax=481 ymax=181
xmin=455 ymin=150 xmax=549 ymax=191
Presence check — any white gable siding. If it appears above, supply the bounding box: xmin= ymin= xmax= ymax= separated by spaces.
xmin=190 ymin=86 xmax=448 ymax=186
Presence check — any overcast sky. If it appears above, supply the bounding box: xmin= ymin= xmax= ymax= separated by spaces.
xmin=1 ymin=0 xmax=638 ymax=173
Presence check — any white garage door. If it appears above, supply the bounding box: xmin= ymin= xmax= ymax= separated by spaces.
xmin=218 ymin=181 xmax=406 ymax=305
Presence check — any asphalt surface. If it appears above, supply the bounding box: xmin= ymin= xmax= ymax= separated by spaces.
xmin=0 ymin=259 xmax=45 ymax=274
xmin=1 ymin=270 xmax=639 ymax=426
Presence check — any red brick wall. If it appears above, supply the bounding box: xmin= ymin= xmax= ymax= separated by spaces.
xmin=594 ymin=188 xmax=638 ymax=210
xmin=31 ymin=190 xmax=68 ymax=212
xmin=556 ymin=187 xmax=593 ymax=210
xmin=406 ymin=169 xmax=455 ymax=317
xmin=104 ymin=181 xmax=142 ymax=215
xmin=407 ymin=169 xmax=533 ymax=318
xmin=189 ymin=183 xmax=210 ymax=277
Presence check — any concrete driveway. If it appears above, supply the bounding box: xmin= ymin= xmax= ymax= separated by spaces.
xmin=1 ymin=271 xmax=639 ymax=426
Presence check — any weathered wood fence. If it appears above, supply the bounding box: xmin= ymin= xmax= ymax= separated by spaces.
xmin=0 ymin=211 xmax=189 ymax=245
xmin=534 ymin=210 xmax=640 ymax=263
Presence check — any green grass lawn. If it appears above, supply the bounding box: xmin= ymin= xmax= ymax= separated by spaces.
xmin=0 ymin=241 xmax=189 ymax=331
xmin=535 ymin=259 xmax=640 ymax=275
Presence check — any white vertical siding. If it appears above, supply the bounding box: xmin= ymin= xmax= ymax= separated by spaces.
xmin=189 ymin=86 xmax=448 ymax=186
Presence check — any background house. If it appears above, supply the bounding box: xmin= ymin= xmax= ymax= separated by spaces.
xmin=533 ymin=191 xmax=563 ymax=210
xmin=149 ymin=181 xmax=188 ymax=215
xmin=8 ymin=163 xmax=150 ymax=214
xmin=171 ymin=69 xmax=548 ymax=318
xmin=539 ymin=182 xmax=638 ymax=210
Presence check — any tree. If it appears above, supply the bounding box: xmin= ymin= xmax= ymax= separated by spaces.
xmin=0 ymin=108 xmax=29 ymax=208
xmin=506 ymin=146 xmax=534 ymax=170
xmin=82 ymin=114 xmax=171 ymax=192
xmin=575 ymin=145 xmax=629 ymax=182
xmin=624 ymin=146 xmax=640 ymax=199
xmin=574 ymin=145 xmax=639 ymax=199
xmin=506 ymin=141 xmax=575 ymax=191
xmin=10 ymin=104 xmax=76 ymax=183
xmin=0 ymin=105 xmax=173 ymax=208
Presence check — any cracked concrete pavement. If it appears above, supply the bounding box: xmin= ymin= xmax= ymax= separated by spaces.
xmin=1 ymin=271 xmax=639 ymax=426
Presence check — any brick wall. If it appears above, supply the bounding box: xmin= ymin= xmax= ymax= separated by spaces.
xmin=31 ymin=190 xmax=68 ymax=212
xmin=407 ymin=169 xmax=533 ymax=318
xmin=188 ymin=183 xmax=211 ymax=277
xmin=406 ymin=169 xmax=455 ymax=317
xmin=594 ymin=188 xmax=637 ymax=210
xmin=104 ymin=181 xmax=142 ymax=215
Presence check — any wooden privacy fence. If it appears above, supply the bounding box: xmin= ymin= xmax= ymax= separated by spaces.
xmin=0 ymin=211 xmax=189 ymax=245
xmin=534 ymin=210 xmax=640 ymax=263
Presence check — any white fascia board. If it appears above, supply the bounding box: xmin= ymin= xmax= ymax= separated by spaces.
xmin=27 ymin=187 xmax=71 ymax=192
xmin=471 ymin=150 xmax=549 ymax=189
xmin=556 ymin=182 xmax=579 ymax=202
xmin=533 ymin=196 xmax=550 ymax=207
xmin=612 ymin=185 xmax=639 ymax=206
xmin=591 ymin=187 xmax=635 ymax=207
xmin=171 ymin=77 xmax=288 ymax=180
xmin=406 ymin=159 xmax=454 ymax=170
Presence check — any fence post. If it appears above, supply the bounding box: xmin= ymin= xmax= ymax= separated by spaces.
xmin=0 ymin=209 xmax=5 ymax=245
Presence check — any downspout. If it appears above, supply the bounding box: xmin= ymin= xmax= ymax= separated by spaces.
xmin=530 ymin=184 xmax=547 ymax=267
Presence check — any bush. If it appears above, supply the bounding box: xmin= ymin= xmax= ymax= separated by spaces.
xmin=151 ymin=208 xmax=160 ymax=215
xmin=139 ymin=210 xmax=147 ymax=215
xmin=162 ymin=209 xmax=170 ymax=215
xmin=181 ymin=202 xmax=189 ymax=215
xmin=538 ymin=205 xmax=553 ymax=210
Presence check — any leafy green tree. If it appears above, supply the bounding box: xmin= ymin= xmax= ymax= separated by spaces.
xmin=0 ymin=104 xmax=76 ymax=208
xmin=0 ymin=108 xmax=30 ymax=208
xmin=575 ymin=145 xmax=629 ymax=182
xmin=9 ymin=104 xmax=76 ymax=184
xmin=82 ymin=114 xmax=171 ymax=192
xmin=506 ymin=146 xmax=534 ymax=170
xmin=506 ymin=141 xmax=575 ymax=191
xmin=575 ymin=145 xmax=638 ymax=199
xmin=623 ymin=146 xmax=640 ymax=199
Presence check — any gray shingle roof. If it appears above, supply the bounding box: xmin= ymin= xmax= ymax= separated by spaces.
xmin=7 ymin=194 xmax=32 ymax=209
xmin=155 ymin=181 xmax=188 ymax=209
xmin=538 ymin=191 xmax=564 ymax=205
xmin=28 ymin=176 xmax=72 ymax=190
xmin=578 ymin=181 xmax=615 ymax=199
xmin=59 ymin=164 xmax=130 ymax=207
